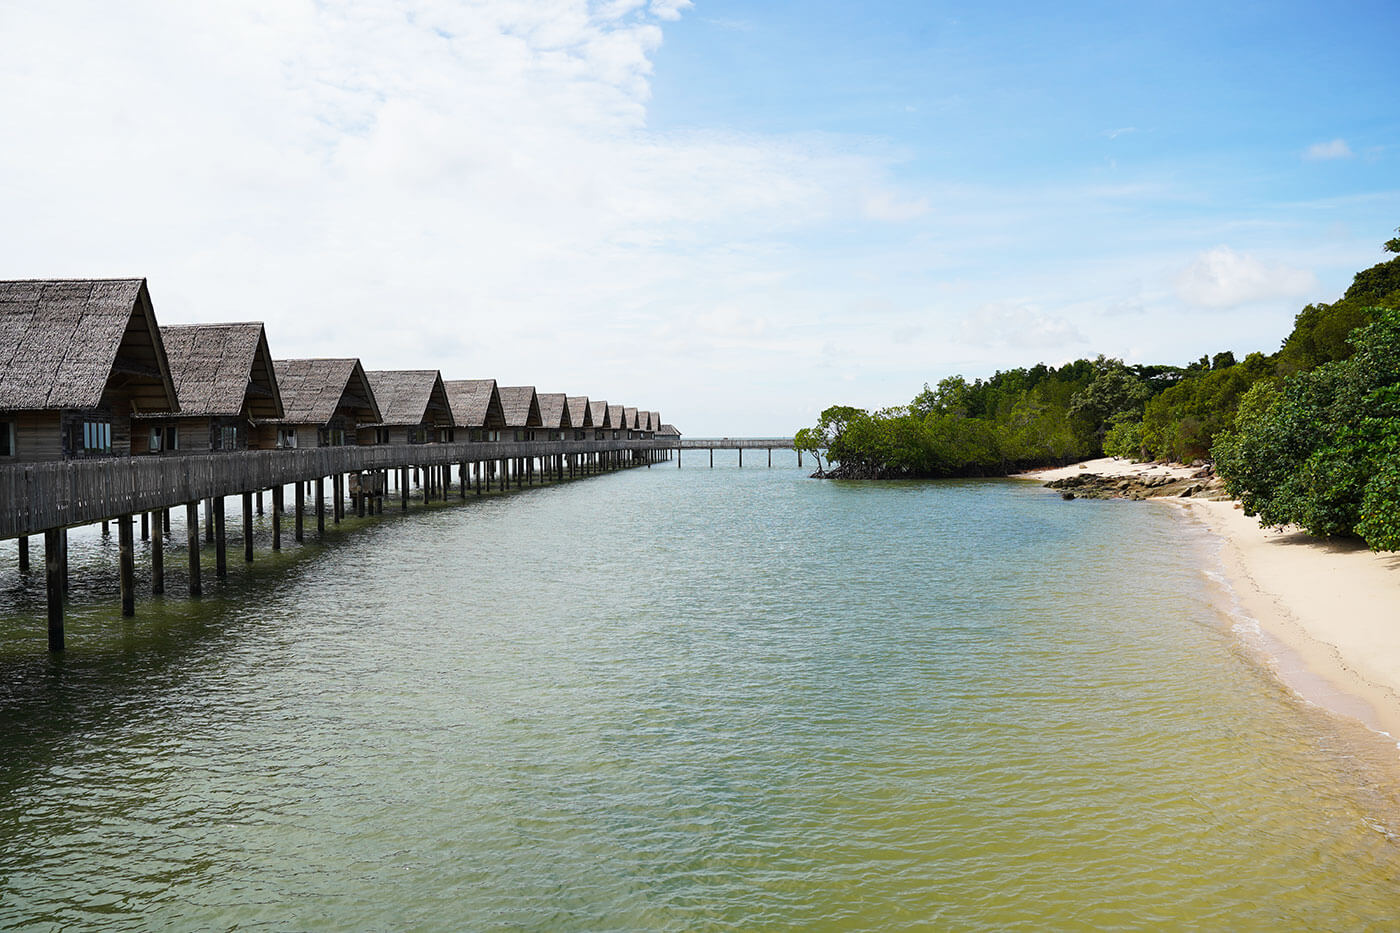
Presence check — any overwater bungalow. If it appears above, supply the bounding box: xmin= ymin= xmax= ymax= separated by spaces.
xmin=0 ymin=279 xmax=178 ymax=462
xmin=606 ymin=404 xmax=626 ymax=440
xmin=650 ymin=412 xmax=662 ymax=437
xmin=499 ymin=386 xmax=543 ymax=441
xmin=136 ymin=322 xmax=283 ymax=453
xmin=566 ymin=396 xmax=592 ymax=441
xmin=535 ymin=393 xmax=572 ymax=441
xmin=262 ymin=358 xmax=381 ymax=448
xmin=624 ymin=407 xmax=640 ymax=438
xmin=588 ymin=400 xmax=611 ymax=440
xmin=444 ymin=378 xmax=508 ymax=442
xmin=360 ymin=370 xmax=454 ymax=445
xmin=658 ymin=423 xmax=681 ymax=440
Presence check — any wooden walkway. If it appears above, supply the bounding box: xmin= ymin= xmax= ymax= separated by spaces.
xmin=674 ymin=437 xmax=802 ymax=468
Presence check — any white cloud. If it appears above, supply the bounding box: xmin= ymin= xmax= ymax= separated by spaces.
xmin=1303 ymin=138 xmax=1353 ymax=161
xmin=649 ymin=0 xmax=693 ymax=21
xmin=958 ymin=302 xmax=1085 ymax=349
xmin=1175 ymin=247 xmax=1318 ymax=309
xmin=862 ymin=190 xmax=930 ymax=222
xmin=1104 ymin=127 xmax=1138 ymax=139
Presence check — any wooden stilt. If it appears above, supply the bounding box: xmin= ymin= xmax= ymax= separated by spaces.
xmin=272 ymin=485 xmax=283 ymax=551
xmin=214 ymin=497 xmax=227 ymax=579
xmin=17 ymin=535 xmax=28 ymax=573
xmin=141 ymin=510 xmax=149 ymax=541
xmin=400 ymin=467 xmax=409 ymax=510
xmin=151 ymin=518 xmax=164 ymax=595
xmin=45 ymin=528 xmax=63 ymax=651
xmin=205 ymin=499 xmax=214 ymax=543
xmin=316 ymin=477 xmax=326 ymax=534
xmin=294 ymin=481 xmax=305 ymax=542
xmin=187 ymin=502 xmax=201 ymax=597
xmin=243 ymin=491 xmax=254 ymax=562
xmin=357 ymin=473 xmax=367 ymax=517
xmin=118 ymin=514 xmax=135 ymax=617
xmin=256 ymin=489 xmax=264 ymax=516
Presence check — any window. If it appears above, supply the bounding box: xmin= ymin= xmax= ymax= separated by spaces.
xmin=375 ymin=428 xmax=391 ymax=445
xmin=323 ymin=427 xmax=346 ymax=446
xmin=82 ymin=420 xmax=112 ymax=454
xmin=278 ymin=428 xmax=298 ymax=449
xmin=0 ymin=421 xmax=13 ymax=457
xmin=439 ymin=427 xmax=454 ymax=443
xmin=215 ymin=425 xmax=239 ymax=450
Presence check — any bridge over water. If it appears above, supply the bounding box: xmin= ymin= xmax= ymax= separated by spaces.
xmin=675 ymin=437 xmax=802 ymax=468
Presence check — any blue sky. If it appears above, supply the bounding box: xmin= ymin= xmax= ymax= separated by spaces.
xmin=0 ymin=0 xmax=1396 ymax=434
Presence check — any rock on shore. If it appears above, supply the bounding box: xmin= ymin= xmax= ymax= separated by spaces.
xmin=1045 ymin=464 xmax=1224 ymax=501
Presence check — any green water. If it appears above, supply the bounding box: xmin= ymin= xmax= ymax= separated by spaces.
xmin=2 ymin=459 xmax=1400 ymax=930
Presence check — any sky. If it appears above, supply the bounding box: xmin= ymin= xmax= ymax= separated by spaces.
xmin=1 ymin=0 xmax=1396 ymax=436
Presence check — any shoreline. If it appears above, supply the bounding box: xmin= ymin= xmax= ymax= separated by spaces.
xmin=1017 ymin=458 xmax=1400 ymax=744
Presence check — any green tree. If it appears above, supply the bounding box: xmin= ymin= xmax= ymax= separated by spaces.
xmin=1068 ymin=356 xmax=1153 ymax=443
xmin=1214 ymin=307 xmax=1400 ymax=549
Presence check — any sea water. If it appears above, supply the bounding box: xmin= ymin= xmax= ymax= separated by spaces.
xmin=1 ymin=456 xmax=1399 ymax=930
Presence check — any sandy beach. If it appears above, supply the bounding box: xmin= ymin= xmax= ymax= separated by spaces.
xmin=1019 ymin=458 xmax=1400 ymax=740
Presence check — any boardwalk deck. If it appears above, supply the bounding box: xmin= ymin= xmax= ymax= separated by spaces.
xmin=678 ymin=438 xmax=795 ymax=450
xmin=0 ymin=438 xmax=668 ymax=540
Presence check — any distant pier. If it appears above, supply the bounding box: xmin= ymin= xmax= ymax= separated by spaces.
xmin=676 ymin=437 xmax=800 ymax=468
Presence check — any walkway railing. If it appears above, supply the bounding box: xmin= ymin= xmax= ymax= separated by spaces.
xmin=0 ymin=437 xmax=667 ymax=540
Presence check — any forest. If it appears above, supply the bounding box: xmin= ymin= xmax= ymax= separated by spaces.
xmin=795 ymin=230 xmax=1400 ymax=550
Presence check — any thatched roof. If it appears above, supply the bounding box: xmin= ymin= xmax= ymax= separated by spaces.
xmin=536 ymin=393 xmax=571 ymax=430
xmin=624 ymin=407 xmax=639 ymax=430
xmin=498 ymin=386 xmax=542 ymax=428
xmin=0 ymin=278 xmax=178 ymax=413
xmin=651 ymin=412 xmax=662 ymax=433
xmin=637 ymin=411 xmax=653 ymax=432
xmin=443 ymin=379 xmax=507 ymax=429
xmin=269 ymin=358 xmax=380 ymax=425
xmin=364 ymin=370 xmax=453 ymax=427
xmin=566 ymin=396 xmax=593 ymax=428
xmin=155 ymin=322 xmax=282 ymax=419
xmin=606 ymin=404 xmax=625 ymax=430
xmin=589 ymin=400 xmax=610 ymax=428
xmin=658 ymin=423 xmax=681 ymax=437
